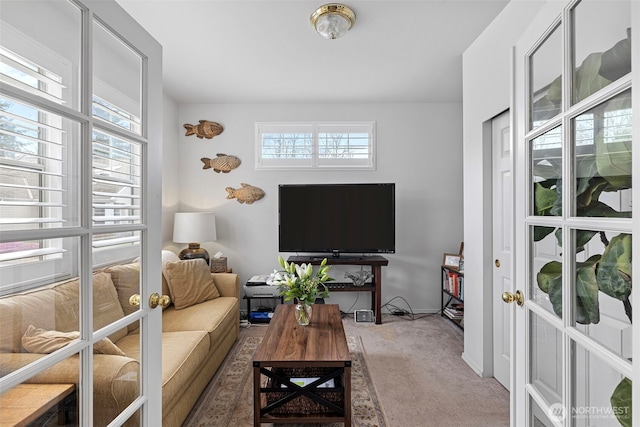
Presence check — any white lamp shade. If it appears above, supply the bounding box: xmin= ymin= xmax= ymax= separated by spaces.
xmin=173 ymin=212 xmax=217 ymax=243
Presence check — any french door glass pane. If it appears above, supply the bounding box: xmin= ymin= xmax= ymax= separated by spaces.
xmin=531 ymin=126 xmax=562 ymax=217
xmin=572 ymin=0 xmax=631 ymax=105
xmin=92 ymin=21 xmax=142 ymax=135
xmin=92 ymin=130 xmax=142 ymax=227
xmin=0 ymin=95 xmax=81 ymax=232
xmin=531 ymin=225 xmax=563 ymax=318
xmin=530 ymin=23 xmax=563 ymax=130
xmin=572 ymin=341 xmax=632 ymax=426
xmin=530 ymin=395 xmax=562 ymax=426
xmin=530 ymin=312 xmax=563 ymax=407
xmin=0 ymin=0 xmax=81 ymax=110
xmin=0 ymin=236 xmax=79 ymax=293
xmin=573 ymin=89 xmax=632 ymax=218
xmin=94 ymin=318 xmax=141 ymax=426
xmin=572 ymin=229 xmax=632 ymax=359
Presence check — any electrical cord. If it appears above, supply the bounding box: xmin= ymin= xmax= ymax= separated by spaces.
xmin=381 ymin=296 xmax=439 ymax=320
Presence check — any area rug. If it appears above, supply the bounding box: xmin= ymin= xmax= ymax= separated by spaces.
xmin=183 ymin=335 xmax=387 ymax=427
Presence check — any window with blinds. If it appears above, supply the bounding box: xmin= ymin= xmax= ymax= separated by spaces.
xmin=255 ymin=122 xmax=375 ymax=169
xmin=0 ymin=38 xmax=142 ymax=288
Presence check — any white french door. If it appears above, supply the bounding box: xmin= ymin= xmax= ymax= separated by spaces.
xmin=511 ymin=1 xmax=636 ymax=426
xmin=0 ymin=1 xmax=163 ymax=425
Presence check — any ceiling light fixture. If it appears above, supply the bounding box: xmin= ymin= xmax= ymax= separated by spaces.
xmin=310 ymin=3 xmax=355 ymax=40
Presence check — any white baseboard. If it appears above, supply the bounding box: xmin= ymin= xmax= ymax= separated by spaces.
xmin=461 ymin=352 xmax=485 ymax=377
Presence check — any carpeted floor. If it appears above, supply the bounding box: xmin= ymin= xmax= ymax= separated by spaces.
xmin=183 ymin=312 xmax=510 ymax=427
xmin=183 ymin=334 xmax=386 ymax=427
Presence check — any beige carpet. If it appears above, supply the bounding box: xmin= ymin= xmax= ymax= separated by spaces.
xmin=184 ymin=313 xmax=509 ymax=427
xmin=183 ymin=334 xmax=387 ymax=427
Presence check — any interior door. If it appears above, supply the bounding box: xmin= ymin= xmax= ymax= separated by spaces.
xmin=492 ymin=110 xmax=512 ymax=391
xmin=511 ymin=1 xmax=636 ymax=426
xmin=0 ymin=1 xmax=163 ymax=425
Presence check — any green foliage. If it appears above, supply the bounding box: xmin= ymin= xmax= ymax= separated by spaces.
xmin=610 ymin=377 xmax=632 ymax=427
xmin=530 ymin=32 xmax=632 ymax=426
xmin=270 ymin=256 xmax=333 ymax=305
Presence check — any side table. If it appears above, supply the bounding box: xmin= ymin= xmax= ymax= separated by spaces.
xmin=0 ymin=383 xmax=76 ymax=426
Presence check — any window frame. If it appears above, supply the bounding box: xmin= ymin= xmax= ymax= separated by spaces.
xmin=255 ymin=121 xmax=376 ymax=170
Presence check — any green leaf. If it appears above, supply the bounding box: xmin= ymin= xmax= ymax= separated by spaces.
xmin=573 ymin=52 xmax=611 ymax=103
xmin=610 ymin=377 xmax=632 ymax=427
xmin=534 ymin=183 xmax=558 ymax=215
xmin=537 ymin=261 xmax=562 ymax=294
xmin=575 ymin=255 xmax=601 ymax=324
xmin=534 ymin=226 xmax=556 ymax=242
xmin=597 ymin=234 xmax=632 ymax=301
xmin=536 ymin=256 xmax=602 ymax=324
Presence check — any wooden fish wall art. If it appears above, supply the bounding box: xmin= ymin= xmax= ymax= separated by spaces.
xmin=225 ymin=183 xmax=265 ymax=204
xmin=201 ymin=153 xmax=241 ymax=173
xmin=183 ymin=120 xmax=223 ymax=139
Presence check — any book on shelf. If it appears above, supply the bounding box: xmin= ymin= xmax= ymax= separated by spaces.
xmin=443 ymin=270 xmax=464 ymax=300
xmin=443 ymin=308 xmax=464 ymax=320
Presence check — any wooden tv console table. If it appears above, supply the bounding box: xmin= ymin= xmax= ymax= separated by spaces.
xmin=287 ymin=255 xmax=389 ymax=324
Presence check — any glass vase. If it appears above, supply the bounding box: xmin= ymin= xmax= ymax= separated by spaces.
xmin=295 ymin=302 xmax=312 ymax=326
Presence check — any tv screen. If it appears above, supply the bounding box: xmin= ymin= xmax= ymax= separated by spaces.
xmin=278 ymin=183 xmax=395 ymax=256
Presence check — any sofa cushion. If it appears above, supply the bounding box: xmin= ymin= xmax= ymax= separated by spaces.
xmin=0 ymin=272 xmax=127 ymax=353
xmin=162 ymin=297 xmax=238 ymax=345
xmin=105 ymin=262 xmax=140 ymax=317
xmin=164 ymin=259 xmax=220 ymax=309
xmin=115 ymin=330 xmax=209 ymax=411
xmin=21 ymin=325 xmax=126 ymax=356
xmin=161 ymin=250 xmax=179 ymax=300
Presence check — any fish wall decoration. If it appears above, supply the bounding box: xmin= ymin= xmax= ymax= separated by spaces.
xmin=201 ymin=154 xmax=241 ymax=173
xmin=225 ymin=183 xmax=265 ymax=204
xmin=183 ymin=120 xmax=223 ymax=139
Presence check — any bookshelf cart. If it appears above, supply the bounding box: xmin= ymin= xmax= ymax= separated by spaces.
xmin=441 ymin=265 xmax=464 ymax=328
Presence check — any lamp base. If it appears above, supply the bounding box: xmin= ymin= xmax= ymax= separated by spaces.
xmin=178 ymin=243 xmax=210 ymax=265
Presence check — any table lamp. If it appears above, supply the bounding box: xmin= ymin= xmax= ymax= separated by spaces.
xmin=173 ymin=212 xmax=217 ymax=264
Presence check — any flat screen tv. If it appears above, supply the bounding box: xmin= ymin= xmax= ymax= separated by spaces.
xmin=278 ymin=183 xmax=395 ymax=257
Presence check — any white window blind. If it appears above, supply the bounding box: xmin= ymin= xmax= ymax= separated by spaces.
xmin=256 ymin=122 xmax=375 ymax=170
xmin=0 ymin=43 xmax=142 ymax=282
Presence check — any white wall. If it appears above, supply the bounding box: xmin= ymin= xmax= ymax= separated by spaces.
xmin=462 ymin=0 xmax=546 ymax=376
xmin=162 ymin=102 xmax=463 ymax=314
xmin=162 ymin=94 xmax=180 ymax=247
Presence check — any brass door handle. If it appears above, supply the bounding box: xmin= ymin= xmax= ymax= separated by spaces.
xmin=129 ymin=293 xmax=171 ymax=308
xmin=129 ymin=294 xmax=141 ymax=307
xmin=502 ymin=290 xmax=524 ymax=306
xmin=149 ymin=293 xmax=171 ymax=309
xmin=495 ymin=259 xmax=501 ymax=268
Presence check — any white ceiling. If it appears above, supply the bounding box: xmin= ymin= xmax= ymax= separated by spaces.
xmin=116 ymin=0 xmax=509 ymax=104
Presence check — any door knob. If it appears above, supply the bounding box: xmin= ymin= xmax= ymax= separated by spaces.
xmin=149 ymin=293 xmax=171 ymax=309
xmin=129 ymin=293 xmax=171 ymax=308
xmin=129 ymin=294 xmax=141 ymax=307
xmin=495 ymin=259 xmax=501 ymax=268
xmin=502 ymin=290 xmax=524 ymax=306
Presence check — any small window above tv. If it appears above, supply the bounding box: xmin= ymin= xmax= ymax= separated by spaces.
xmin=256 ymin=122 xmax=376 ymax=170
xmin=278 ymin=183 xmax=395 ymax=256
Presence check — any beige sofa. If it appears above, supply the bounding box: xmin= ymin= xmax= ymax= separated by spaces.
xmin=0 ymin=252 xmax=240 ymax=427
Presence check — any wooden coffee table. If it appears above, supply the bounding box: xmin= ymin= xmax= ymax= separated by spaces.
xmin=253 ymin=304 xmax=351 ymax=426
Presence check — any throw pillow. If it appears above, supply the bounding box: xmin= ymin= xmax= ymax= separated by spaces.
xmin=161 ymin=250 xmax=180 ymax=299
xmin=22 ymin=325 xmax=127 ymax=356
xmin=164 ymin=258 xmax=221 ymax=309
xmin=105 ymin=262 xmax=140 ymax=318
